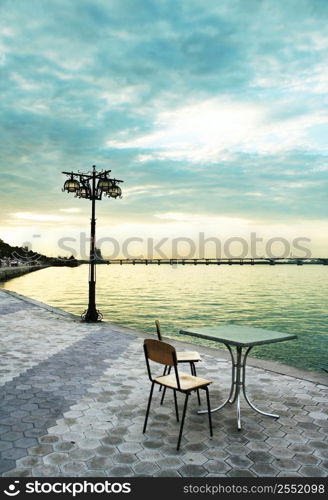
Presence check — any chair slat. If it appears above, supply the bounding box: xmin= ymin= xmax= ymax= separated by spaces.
xmin=144 ymin=338 xmax=176 ymax=366
xmin=155 ymin=373 xmax=212 ymax=391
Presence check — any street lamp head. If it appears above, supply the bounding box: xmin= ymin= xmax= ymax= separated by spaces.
xmin=107 ymin=184 xmax=122 ymax=199
xmin=77 ymin=184 xmax=91 ymax=198
xmin=63 ymin=175 xmax=80 ymax=193
xmin=97 ymin=177 xmax=112 ymax=193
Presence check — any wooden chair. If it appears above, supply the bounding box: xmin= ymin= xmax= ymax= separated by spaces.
xmin=155 ymin=320 xmax=202 ymax=404
xmin=143 ymin=338 xmax=213 ymax=450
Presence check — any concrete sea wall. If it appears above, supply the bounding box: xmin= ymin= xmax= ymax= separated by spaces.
xmin=0 ymin=265 xmax=48 ymax=281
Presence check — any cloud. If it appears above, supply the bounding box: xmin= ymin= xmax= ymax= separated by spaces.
xmin=10 ymin=212 xmax=68 ymax=222
xmin=0 ymin=0 xmax=327 ymax=254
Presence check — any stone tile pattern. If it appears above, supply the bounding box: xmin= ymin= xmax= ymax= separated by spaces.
xmin=0 ymin=290 xmax=327 ymax=477
xmin=0 ymin=292 xmax=95 ymax=385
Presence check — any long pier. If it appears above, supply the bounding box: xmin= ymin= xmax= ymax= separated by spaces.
xmin=101 ymin=258 xmax=328 ymax=266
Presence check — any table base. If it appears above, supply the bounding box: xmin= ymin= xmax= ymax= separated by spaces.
xmin=198 ymin=345 xmax=279 ymax=429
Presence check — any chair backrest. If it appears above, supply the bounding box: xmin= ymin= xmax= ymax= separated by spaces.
xmin=144 ymin=338 xmax=176 ymax=366
xmin=155 ymin=320 xmax=163 ymax=341
xmin=144 ymin=339 xmax=180 ymax=389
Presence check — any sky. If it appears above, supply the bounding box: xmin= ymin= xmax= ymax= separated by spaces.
xmin=0 ymin=0 xmax=327 ymax=258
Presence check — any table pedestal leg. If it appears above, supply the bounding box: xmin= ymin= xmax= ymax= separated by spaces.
xmin=242 ymin=346 xmax=279 ymax=420
xmin=197 ymin=344 xmax=279 ymax=429
xmin=197 ymin=343 xmax=235 ymax=414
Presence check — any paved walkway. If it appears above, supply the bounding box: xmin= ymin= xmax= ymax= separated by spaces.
xmin=0 ymin=289 xmax=327 ymax=477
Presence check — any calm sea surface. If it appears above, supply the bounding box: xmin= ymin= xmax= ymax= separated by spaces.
xmin=1 ymin=265 xmax=327 ymax=372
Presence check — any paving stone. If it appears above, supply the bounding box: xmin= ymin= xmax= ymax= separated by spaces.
xmin=32 ymin=465 xmax=60 ymax=476
xmin=184 ymin=442 xmax=208 ymax=453
xmin=84 ymin=471 xmax=107 ymax=477
xmin=16 ymin=455 xmax=42 ymax=468
xmin=225 ymin=443 xmax=248 ymax=455
xmin=69 ymin=448 xmax=96 ymax=461
xmin=266 ymin=437 xmax=290 ymax=448
xmin=204 ymin=459 xmax=232 ymax=474
xmin=154 ymin=469 xmax=181 ymax=477
xmin=87 ymin=456 xmax=114 ymax=470
xmin=114 ymin=453 xmax=139 ymax=464
xmin=1 ymin=448 xmax=26 ymax=460
xmin=272 ymin=458 xmax=300 ymax=471
xmin=0 ymin=459 xmax=16 ymax=474
xmin=247 ymin=451 xmax=274 ymax=463
xmin=28 ymin=444 xmax=54 ymax=456
xmin=251 ymin=463 xmax=279 ymax=476
xmin=2 ymin=468 xmax=32 ymax=477
xmin=277 ymin=471 xmax=301 ymax=477
xmin=293 ymin=453 xmax=320 ymax=466
xmin=0 ymin=425 xmax=11 ymax=435
xmin=61 ymin=461 xmax=88 ymax=475
xmin=84 ymin=429 xmax=107 ymax=440
xmin=24 ymin=428 xmax=46 ymax=439
xmin=101 ymin=436 xmax=123 ymax=446
xmin=156 ymin=456 xmax=183 ymax=469
xmin=117 ymin=442 xmax=143 ymax=454
xmin=288 ymin=443 xmax=313 ymax=454
xmin=12 ymin=423 xmax=34 ymax=432
xmin=142 ymin=440 xmax=163 ymax=449
xmin=299 ymin=465 xmax=326 ymax=477
xmin=181 ymin=453 xmax=208 ymax=466
xmin=106 ymin=465 xmax=133 ymax=476
xmin=2 ymin=431 xmax=24 ymax=441
xmin=0 ymin=441 xmax=13 ymax=452
xmin=185 ymin=431 xmax=208 ymax=444
xmin=136 ymin=450 xmax=163 ymax=462
xmin=14 ymin=437 xmax=38 ymax=448
xmin=76 ymin=439 xmax=100 ymax=450
xmin=308 ymin=440 xmax=328 ymax=450
xmin=133 ymin=459 xmax=162 ymax=476
xmin=44 ymin=452 xmax=70 ymax=466
xmin=228 ymin=469 xmax=256 ymax=477
xmin=244 ymin=431 xmax=266 ymax=441
xmin=95 ymin=446 xmax=118 ymax=457
xmin=203 ymin=449 xmax=227 ymax=463
xmin=270 ymin=447 xmax=295 ymax=459
xmin=53 ymin=441 xmax=77 ymax=452
xmin=39 ymin=435 xmax=60 ymax=444
xmin=179 ymin=464 xmax=208 ymax=477
xmin=227 ymin=454 xmax=254 ymax=468
xmin=313 ymin=448 xmax=328 ymax=460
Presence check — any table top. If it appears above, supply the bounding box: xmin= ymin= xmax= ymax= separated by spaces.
xmin=179 ymin=325 xmax=297 ymax=347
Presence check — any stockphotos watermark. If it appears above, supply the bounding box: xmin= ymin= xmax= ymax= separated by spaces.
xmin=3 ymin=480 xmax=131 ymax=497
xmin=56 ymin=232 xmax=312 ymax=260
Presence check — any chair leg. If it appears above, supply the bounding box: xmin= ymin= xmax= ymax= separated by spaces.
xmin=190 ymin=362 xmax=201 ymax=406
xmin=160 ymin=387 xmax=166 ymax=405
xmin=159 ymin=365 xmax=168 ymax=392
xmin=177 ymin=392 xmax=190 ymax=450
xmin=143 ymin=382 xmax=155 ymax=433
xmin=205 ymin=386 xmax=213 ymax=437
xmin=160 ymin=366 xmax=171 ymax=405
xmin=173 ymin=389 xmax=179 ymax=422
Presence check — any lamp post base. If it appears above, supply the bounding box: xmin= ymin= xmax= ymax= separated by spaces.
xmin=82 ymin=308 xmax=103 ymax=322
xmin=81 ymin=280 xmax=103 ymax=322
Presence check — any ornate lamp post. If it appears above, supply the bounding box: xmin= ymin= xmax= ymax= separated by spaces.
xmin=62 ymin=165 xmax=123 ymax=322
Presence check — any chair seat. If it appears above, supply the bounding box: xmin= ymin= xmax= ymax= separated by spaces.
xmin=155 ymin=372 xmax=212 ymax=391
xmin=176 ymin=351 xmax=201 ymax=363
